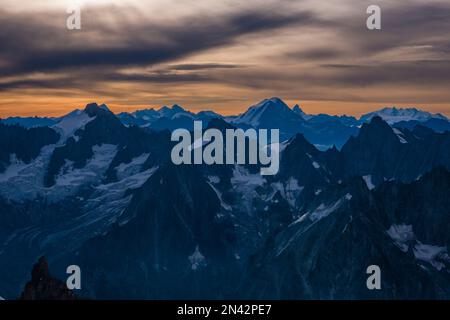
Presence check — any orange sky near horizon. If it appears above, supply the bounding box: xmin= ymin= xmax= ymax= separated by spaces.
xmin=1 ymin=94 xmax=449 ymax=119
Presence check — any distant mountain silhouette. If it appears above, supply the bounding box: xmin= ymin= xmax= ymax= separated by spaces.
xmin=2 ymin=98 xmax=448 ymax=149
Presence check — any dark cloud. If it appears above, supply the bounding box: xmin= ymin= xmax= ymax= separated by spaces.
xmin=0 ymin=79 xmax=70 ymax=91
xmin=107 ymin=71 xmax=213 ymax=83
xmin=169 ymin=63 xmax=243 ymax=71
xmin=338 ymin=3 xmax=450 ymax=56
xmin=322 ymin=60 xmax=450 ymax=86
xmin=0 ymin=72 xmax=212 ymax=92
xmin=285 ymin=48 xmax=344 ymax=60
xmin=0 ymin=7 xmax=313 ymax=76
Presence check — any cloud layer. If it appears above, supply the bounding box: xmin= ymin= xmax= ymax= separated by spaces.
xmin=0 ymin=0 xmax=449 ymax=116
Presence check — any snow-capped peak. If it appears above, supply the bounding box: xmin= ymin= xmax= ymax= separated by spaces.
xmin=52 ymin=106 xmax=96 ymax=141
xmin=257 ymin=97 xmax=290 ymax=110
xmin=232 ymin=97 xmax=295 ymax=127
xmin=360 ymin=107 xmax=448 ymax=124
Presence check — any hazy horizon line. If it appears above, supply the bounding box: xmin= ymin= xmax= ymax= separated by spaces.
xmin=1 ymin=97 xmax=449 ymax=120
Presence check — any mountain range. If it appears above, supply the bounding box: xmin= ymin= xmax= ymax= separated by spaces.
xmin=2 ymin=98 xmax=448 ymax=149
xmin=0 ymin=98 xmax=449 ymax=299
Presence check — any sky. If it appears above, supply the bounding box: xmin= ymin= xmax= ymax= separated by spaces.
xmin=1 ymin=0 xmax=450 ymax=117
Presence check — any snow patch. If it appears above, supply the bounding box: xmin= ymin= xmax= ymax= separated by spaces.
xmin=363 ymin=175 xmax=375 ymax=190
xmin=270 ymin=178 xmax=303 ymax=207
xmin=207 ymin=179 xmax=231 ymax=211
xmin=231 ymin=165 xmax=266 ymax=213
xmin=309 ymin=194 xmax=351 ymax=222
xmin=52 ymin=110 xmax=95 ymax=142
xmin=189 ymin=246 xmax=206 ymax=270
xmin=55 ymin=144 xmax=117 ymax=187
xmin=314 ymin=144 xmax=333 ymax=151
xmin=231 ymin=165 xmax=266 ymax=187
xmin=49 ymin=144 xmax=118 ymax=201
xmin=278 ymin=194 xmax=351 ymax=256
xmin=97 ymin=166 xmax=157 ymax=193
xmin=0 ymin=145 xmax=56 ymax=201
xmin=413 ymin=243 xmax=448 ymax=271
xmin=309 ymin=203 xmax=338 ymax=221
xmin=207 ymin=175 xmax=220 ymax=184
xmin=115 ymin=153 xmax=150 ymax=180
xmin=0 ymin=144 xmax=120 ymax=202
xmin=0 ymin=154 xmax=28 ymax=182
xmin=387 ymin=224 xmax=414 ymax=252
xmin=393 ymin=128 xmax=408 ymax=144
xmin=291 ymin=213 xmax=309 ymax=225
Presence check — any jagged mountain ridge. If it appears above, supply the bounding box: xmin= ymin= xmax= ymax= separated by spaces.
xmin=2 ymin=98 xmax=448 ymax=149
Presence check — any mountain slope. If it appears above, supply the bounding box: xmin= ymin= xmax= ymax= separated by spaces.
xmin=67 ymin=164 xmax=238 ymax=299
xmin=394 ymin=119 xmax=450 ymax=133
xmin=339 ymin=117 xmax=450 ymax=186
xmin=0 ymin=123 xmax=60 ymax=172
xmin=243 ymin=168 xmax=450 ymax=299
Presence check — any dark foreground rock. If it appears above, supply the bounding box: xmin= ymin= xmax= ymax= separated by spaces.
xmin=20 ymin=257 xmax=77 ymax=300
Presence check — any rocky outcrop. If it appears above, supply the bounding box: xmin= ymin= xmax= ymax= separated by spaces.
xmin=20 ymin=257 xmax=77 ymax=300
